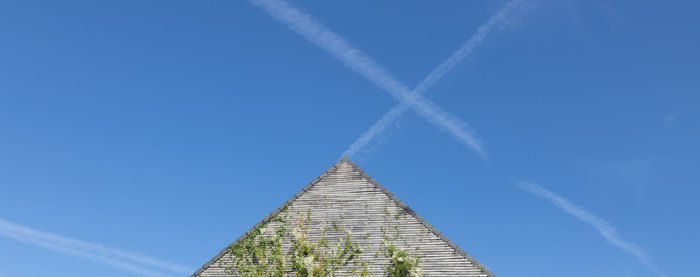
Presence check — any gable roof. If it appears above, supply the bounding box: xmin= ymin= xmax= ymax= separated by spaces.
xmin=192 ymin=157 xmax=495 ymax=277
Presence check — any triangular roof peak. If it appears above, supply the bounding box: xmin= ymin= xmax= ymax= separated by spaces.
xmin=193 ymin=158 xmax=495 ymax=277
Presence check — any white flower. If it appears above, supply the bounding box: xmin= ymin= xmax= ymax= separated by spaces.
xmin=303 ymin=256 xmax=315 ymax=268
xmin=292 ymin=227 xmax=302 ymax=240
xmin=410 ymin=266 xmax=422 ymax=277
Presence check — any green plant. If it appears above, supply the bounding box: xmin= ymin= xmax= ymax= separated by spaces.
xmin=290 ymin=213 xmax=364 ymax=276
xmin=386 ymin=244 xmax=421 ymax=277
xmin=225 ymin=206 xmax=289 ymax=277
xmin=219 ymin=204 xmax=428 ymax=277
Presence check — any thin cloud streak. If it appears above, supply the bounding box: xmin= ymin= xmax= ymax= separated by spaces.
xmin=343 ymin=104 xmax=407 ymax=158
xmin=250 ymin=0 xmax=485 ymax=157
xmin=0 ymin=218 xmax=192 ymax=277
xmin=343 ymin=0 xmax=530 ymax=158
xmin=516 ymin=182 xmax=667 ymax=277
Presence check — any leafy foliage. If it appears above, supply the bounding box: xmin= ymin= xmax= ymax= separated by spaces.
xmin=225 ymin=208 xmax=288 ymax=277
xmin=291 ymin=212 xmax=363 ymax=276
xmin=385 ymin=244 xmax=421 ymax=277
xmin=219 ymin=204 xmax=421 ymax=277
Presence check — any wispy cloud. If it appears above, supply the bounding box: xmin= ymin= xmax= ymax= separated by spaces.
xmin=250 ymin=0 xmax=485 ymax=157
xmin=343 ymin=0 xmax=532 ymax=158
xmin=516 ymin=182 xmax=667 ymax=277
xmin=0 ymin=218 xmax=193 ymax=277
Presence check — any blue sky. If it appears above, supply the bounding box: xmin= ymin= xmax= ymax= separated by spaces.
xmin=1 ymin=0 xmax=698 ymax=276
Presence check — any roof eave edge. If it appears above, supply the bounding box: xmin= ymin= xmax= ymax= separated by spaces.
xmin=341 ymin=156 xmax=496 ymax=277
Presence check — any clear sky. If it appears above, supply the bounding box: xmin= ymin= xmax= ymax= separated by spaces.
xmin=1 ymin=0 xmax=698 ymax=276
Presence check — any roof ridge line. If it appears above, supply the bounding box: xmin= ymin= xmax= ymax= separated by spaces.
xmin=341 ymin=156 xmax=496 ymax=277
xmin=189 ymin=160 xmax=345 ymax=277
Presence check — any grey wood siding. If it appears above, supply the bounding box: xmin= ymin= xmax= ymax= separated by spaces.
xmin=194 ymin=158 xmax=493 ymax=277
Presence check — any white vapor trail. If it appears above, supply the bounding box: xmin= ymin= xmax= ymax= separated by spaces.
xmin=516 ymin=182 xmax=667 ymax=277
xmin=249 ymin=1 xmax=666 ymax=276
xmin=0 ymin=218 xmax=194 ymax=277
xmin=343 ymin=0 xmax=530 ymax=158
xmin=250 ymin=0 xmax=485 ymax=157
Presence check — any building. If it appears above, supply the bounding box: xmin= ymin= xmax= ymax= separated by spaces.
xmin=192 ymin=157 xmax=494 ymax=277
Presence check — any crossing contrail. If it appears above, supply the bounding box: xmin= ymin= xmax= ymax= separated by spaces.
xmin=250 ymin=0 xmax=486 ymax=157
xmin=248 ymin=2 xmax=665 ymax=275
xmin=0 ymin=218 xmax=193 ymax=277
xmin=343 ymin=0 xmax=531 ymax=158
xmin=517 ymin=182 xmax=667 ymax=277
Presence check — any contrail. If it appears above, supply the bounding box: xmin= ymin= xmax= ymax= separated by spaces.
xmin=249 ymin=1 xmax=665 ymax=276
xmin=250 ymin=0 xmax=485 ymax=157
xmin=0 ymin=218 xmax=193 ymax=277
xmin=516 ymin=182 xmax=667 ymax=277
xmin=343 ymin=0 xmax=530 ymax=158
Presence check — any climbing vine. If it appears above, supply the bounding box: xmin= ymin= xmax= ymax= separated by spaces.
xmin=223 ymin=207 xmax=369 ymax=277
xmin=385 ymin=244 xmax=421 ymax=277
xmin=216 ymin=199 xmax=426 ymax=277
xmin=291 ymin=210 xmax=364 ymax=276
xmin=379 ymin=205 xmax=423 ymax=277
xmin=225 ymin=207 xmax=288 ymax=277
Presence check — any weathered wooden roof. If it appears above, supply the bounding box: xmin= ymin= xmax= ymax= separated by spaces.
xmin=193 ymin=157 xmax=494 ymax=277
